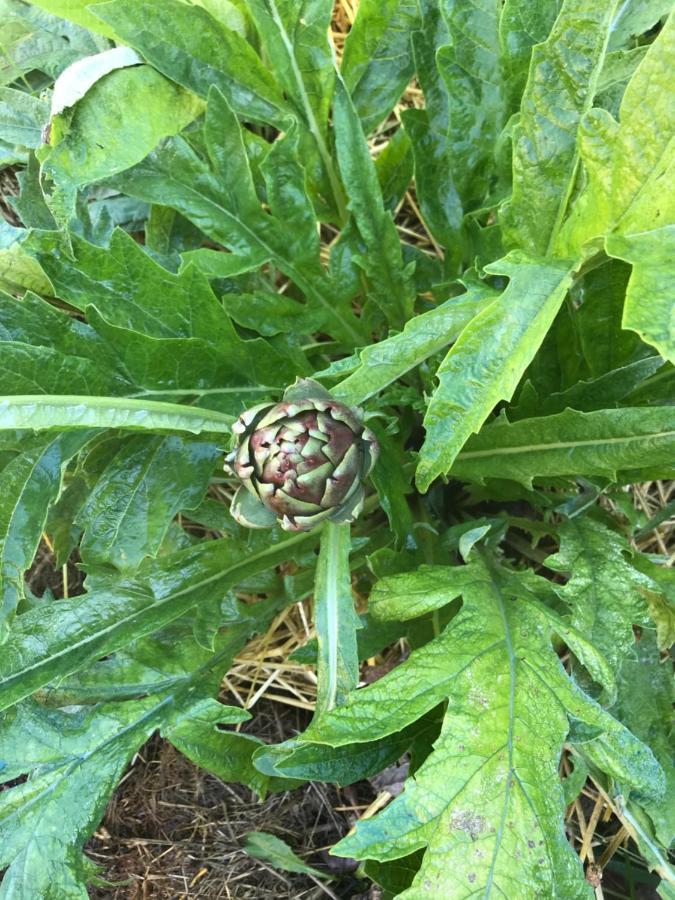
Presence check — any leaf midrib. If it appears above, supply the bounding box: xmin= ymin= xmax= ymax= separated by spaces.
xmin=0 ymin=531 xmax=311 ymax=710
xmin=456 ymin=428 xmax=675 ymax=461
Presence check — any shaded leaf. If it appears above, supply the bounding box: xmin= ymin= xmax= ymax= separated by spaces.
xmin=509 ymin=357 xmax=664 ymax=420
xmin=375 ymin=126 xmax=414 ymax=210
xmin=0 ymin=431 xmax=91 ymax=639
xmin=436 ymin=0 xmax=505 ymax=211
xmin=608 ymin=0 xmax=673 ymax=50
xmin=0 ymin=87 xmax=49 ymax=148
xmin=333 ymin=79 xmax=415 ymax=327
xmin=575 ymin=259 xmax=643 ymax=378
xmin=244 ymin=832 xmax=329 ymax=879
xmin=612 ymin=632 xmax=675 ymax=847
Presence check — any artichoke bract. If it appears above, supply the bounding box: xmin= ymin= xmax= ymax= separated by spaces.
xmin=225 ymin=380 xmax=378 ymax=532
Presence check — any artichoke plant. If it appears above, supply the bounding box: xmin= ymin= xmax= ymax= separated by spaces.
xmin=225 ymin=380 xmax=378 ymax=532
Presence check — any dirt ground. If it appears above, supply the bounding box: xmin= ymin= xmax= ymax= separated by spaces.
xmin=86 ymin=703 xmax=378 ymax=900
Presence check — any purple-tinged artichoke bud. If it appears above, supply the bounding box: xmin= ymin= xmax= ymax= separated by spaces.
xmin=224 ymin=380 xmax=378 ymax=532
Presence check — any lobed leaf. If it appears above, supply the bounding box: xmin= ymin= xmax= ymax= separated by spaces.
xmin=298 ymin=557 xmax=661 ymax=898
xmin=546 ymin=517 xmax=651 ymax=674
xmin=108 ymin=88 xmax=365 ymax=345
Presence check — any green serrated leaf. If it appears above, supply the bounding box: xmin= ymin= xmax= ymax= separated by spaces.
xmin=333 ymin=79 xmax=415 ymax=327
xmin=0 ymin=601 xmax=278 ymax=898
xmin=502 ymin=0 xmax=617 ymax=255
xmin=77 ymin=434 xmax=217 ymax=572
xmin=300 ymin=556 xmax=660 ymax=898
xmin=547 ymin=518 xmax=651 ymax=673
xmin=452 ymin=406 xmax=675 ymax=486
xmin=0 ymin=532 xmax=317 ymax=712
xmin=341 ymin=0 xmax=419 ymax=134
xmin=0 ymin=697 xmax=159 ymax=899
xmin=164 ymin=697 xmax=271 ymax=797
xmin=93 ymin=0 xmax=291 ymax=125
xmin=0 ymin=395 xmax=234 ymax=434
xmin=416 ymin=254 xmax=575 ymax=491
xmin=558 ymin=13 xmax=675 ymax=253
xmin=612 ymin=631 xmax=675 ymax=847
xmin=499 ymin=0 xmax=562 ymax=114
xmin=332 ymin=279 xmax=497 ymax=407
xmin=244 ymin=831 xmax=329 ymax=879
xmin=436 ymin=0 xmax=505 ymax=212
xmin=244 ymin=0 xmax=343 ymax=217
xmin=608 ymin=227 xmax=675 ymax=365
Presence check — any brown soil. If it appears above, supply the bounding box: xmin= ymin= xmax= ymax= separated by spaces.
xmin=86 ymin=703 xmax=378 ymax=900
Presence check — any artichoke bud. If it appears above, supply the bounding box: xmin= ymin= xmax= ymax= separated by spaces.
xmin=225 ymin=380 xmax=378 ymax=532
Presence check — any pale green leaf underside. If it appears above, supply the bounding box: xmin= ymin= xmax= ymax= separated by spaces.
xmin=0 ymin=395 xmax=234 ymax=434
xmin=313 ymin=521 xmax=359 ymax=716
